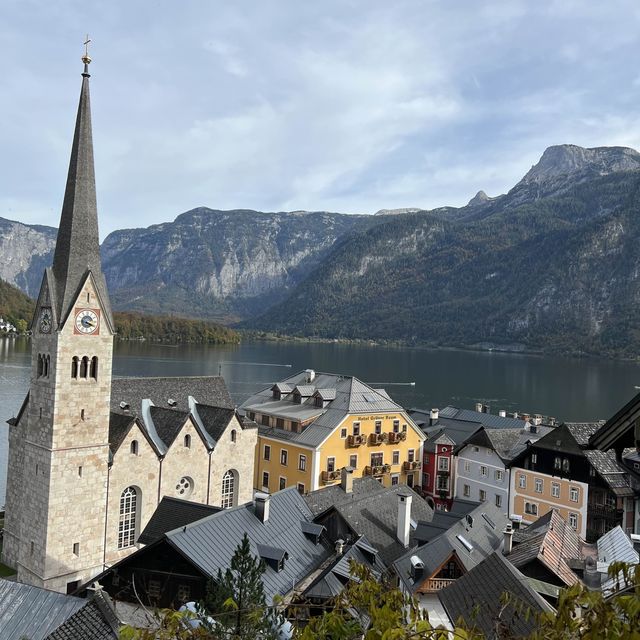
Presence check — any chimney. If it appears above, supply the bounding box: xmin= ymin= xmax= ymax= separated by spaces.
xmin=498 ymin=409 xmax=506 ymax=418
xmin=482 ymin=404 xmax=490 ymax=414
xmin=522 ymin=413 xmax=530 ymax=422
xmin=255 ymin=492 xmax=270 ymax=523
xmin=534 ymin=415 xmax=542 ymax=426
xmin=475 ymin=402 xmax=483 ymax=413
xmin=341 ymin=466 xmax=354 ymax=494
xmin=397 ymin=492 xmax=413 ymax=548
xmin=549 ymin=417 xmax=556 ymax=427
xmin=305 ymin=369 xmax=316 ymax=383
xmin=429 ymin=408 xmax=439 ymax=426
xmin=530 ymin=424 xmax=537 ymax=434
xmin=502 ymin=523 xmax=513 ymax=556
xmin=512 ymin=411 xmax=519 ymax=419
xmin=335 ymin=539 xmax=344 ymax=555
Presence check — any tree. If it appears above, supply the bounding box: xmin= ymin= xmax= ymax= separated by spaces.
xmin=200 ymin=533 xmax=277 ymax=640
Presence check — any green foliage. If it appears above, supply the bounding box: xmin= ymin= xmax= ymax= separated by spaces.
xmin=0 ymin=278 xmax=33 ymax=330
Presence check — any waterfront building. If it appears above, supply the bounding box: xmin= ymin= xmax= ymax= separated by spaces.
xmin=508 ymin=422 xmax=635 ymax=539
xmin=241 ymin=370 xmax=425 ymax=494
xmin=1 ymin=54 xmax=256 ymax=594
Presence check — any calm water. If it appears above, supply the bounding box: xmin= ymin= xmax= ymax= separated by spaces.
xmin=1 ymin=337 xmax=640 ymax=507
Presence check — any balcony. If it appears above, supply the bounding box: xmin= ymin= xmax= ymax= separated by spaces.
xmin=347 ymin=434 xmax=366 ymax=448
xmin=388 ymin=431 xmax=407 ymax=444
xmin=403 ymin=460 xmax=422 ymax=471
xmin=420 ymin=577 xmax=456 ymax=593
xmin=368 ymin=433 xmax=388 ymax=446
xmin=588 ymin=503 xmax=619 ymax=519
xmin=321 ymin=469 xmax=341 ymax=484
xmin=365 ymin=464 xmax=392 ymax=477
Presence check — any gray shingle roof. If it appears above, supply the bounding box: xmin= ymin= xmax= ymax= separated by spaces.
xmin=166 ymin=487 xmax=333 ymax=602
xmin=438 ymin=552 xmax=553 ymax=638
xmin=46 ymin=592 xmax=120 ymax=639
xmin=564 ymin=422 xmax=605 ymax=446
xmin=304 ymin=477 xmax=433 ymax=565
xmin=583 ymin=450 xmax=635 ymax=495
xmin=108 ymin=412 xmax=136 ymax=454
xmin=241 ymin=371 xmax=415 ymax=448
xmin=0 ymin=580 xmax=85 ymax=640
xmin=394 ymin=501 xmax=509 ymax=593
xmin=195 ymin=404 xmax=237 ymax=444
xmin=149 ymin=406 xmax=190 ymax=449
xmin=138 ymin=496 xmax=221 ymax=545
xmin=49 ymin=71 xmax=114 ymax=333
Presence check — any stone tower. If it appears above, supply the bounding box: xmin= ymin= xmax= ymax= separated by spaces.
xmin=2 ymin=52 xmax=115 ymax=593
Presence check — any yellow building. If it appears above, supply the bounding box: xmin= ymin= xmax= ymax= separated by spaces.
xmin=241 ymin=370 xmax=425 ymax=494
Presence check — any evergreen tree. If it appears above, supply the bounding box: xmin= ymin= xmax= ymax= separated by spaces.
xmin=200 ymin=533 xmax=275 ymax=640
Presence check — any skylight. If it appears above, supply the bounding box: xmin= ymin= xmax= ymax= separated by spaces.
xmin=456 ymin=534 xmax=474 ymax=552
xmin=363 ymin=394 xmax=377 ymax=402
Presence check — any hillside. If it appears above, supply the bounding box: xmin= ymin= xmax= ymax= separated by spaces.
xmin=0 ymin=279 xmax=239 ymax=344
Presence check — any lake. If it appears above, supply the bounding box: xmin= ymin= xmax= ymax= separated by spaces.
xmin=1 ymin=337 xmax=640 ymax=507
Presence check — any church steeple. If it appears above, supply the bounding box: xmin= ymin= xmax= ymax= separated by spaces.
xmin=51 ymin=42 xmax=113 ymax=331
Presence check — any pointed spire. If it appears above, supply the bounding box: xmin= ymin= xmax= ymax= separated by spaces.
xmin=51 ymin=44 xmax=113 ymax=330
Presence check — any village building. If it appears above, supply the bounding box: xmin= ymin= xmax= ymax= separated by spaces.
xmin=241 ymin=371 xmax=425 ymax=494
xmin=1 ymin=56 xmax=256 ymax=594
xmin=509 ymin=422 xmax=635 ymax=540
xmin=454 ymin=424 xmax=553 ymax=512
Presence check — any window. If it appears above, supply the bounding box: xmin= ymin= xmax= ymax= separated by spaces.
xmin=80 ymin=409 xmax=85 ymax=421
xmin=221 ymin=471 xmax=236 ymax=508
xmin=535 ymin=478 xmax=543 ymax=493
xmin=184 ymin=434 xmax=191 ymax=448
xmin=464 ymin=460 xmax=471 ymax=473
xmin=524 ymin=502 xmax=538 ymax=516
xmin=264 ymin=444 xmax=271 ymax=460
xmin=562 ymin=458 xmax=570 ymax=473
xmin=554 ymin=456 xmax=562 ymax=470
xmin=248 ymin=411 xmax=255 ymax=421
xmin=392 ymin=450 xmax=400 ymax=465
xmin=463 ymin=484 xmax=471 ymax=497
xmin=495 ymin=469 xmax=504 ymax=482
xmin=518 ymin=474 xmax=526 ymax=489
xmin=479 ymin=489 xmax=486 ymax=502
xmin=78 ymin=466 xmax=82 ymax=477
xmin=495 ymin=494 xmax=502 ymax=508
xmin=371 ymin=453 xmax=383 ymax=467
xmin=80 ymin=356 xmax=89 ymax=378
xmin=349 ymin=454 xmax=358 ymax=468
xmin=569 ymin=512 xmax=578 ymax=530
xmin=340 ymin=428 xmax=347 ymax=438
xmin=353 ymin=422 xmax=361 ymax=436
xmin=480 ymin=465 xmax=487 ymax=477
xmin=280 ymin=449 xmax=288 ymax=466
xmin=375 ymin=420 xmax=382 ymax=434
xmin=552 ymin=482 xmax=560 ymax=498
xmin=73 ymin=542 xmax=79 ymax=556
xmin=261 ymin=415 xmax=270 ymax=427
xmin=436 ymin=475 xmax=449 ymax=491
xmin=402 ymin=424 xmax=407 ymax=432
xmin=147 ymin=580 xmax=161 ymax=600
xmin=130 ymin=440 xmax=138 ymax=455
xmin=262 ymin=471 xmax=269 ymax=490
xmin=71 ymin=356 xmax=79 ymax=379
xmin=569 ymin=486 xmax=579 ymax=502
xmin=424 ymin=453 xmax=429 ymax=464
xmin=393 ymin=420 xmax=400 ymax=433
xmin=423 ymin=472 xmax=430 ymax=486
xmin=276 ymin=418 xmax=285 ymax=429
xmin=297 ymin=483 xmax=305 ymax=494
xmin=407 ymin=473 xmax=414 ymax=488
xmin=176 ymin=476 xmax=194 ymax=498
xmin=279 ymin=477 xmax=286 ymax=491
xmin=391 ymin=474 xmax=399 ymax=486
xmin=473 ymin=446 xmax=480 ymax=453
xmin=298 ymin=454 xmax=307 ymax=471
xmin=118 ymin=486 xmax=138 ymax=549
xmin=231 ymin=429 xmax=237 ymax=443
xmin=90 ymin=356 xmax=98 ymax=379
xmin=177 ymin=585 xmax=191 ymax=603
xmin=408 ymin=449 xmax=415 ymax=463
xmin=327 ymin=457 xmax=336 ymax=473
xmin=438 ymin=457 xmax=449 ymax=472
xmin=531 ymin=453 xmax=537 ymax=464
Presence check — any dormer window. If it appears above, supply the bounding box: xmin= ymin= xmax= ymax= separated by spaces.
xmin=257 ymin=544 xmax=288 ymax=572
xmin=293 ymin=392 xmax=302 ymax=404
xmin=314 ymin=396 xmax=323 ymax=408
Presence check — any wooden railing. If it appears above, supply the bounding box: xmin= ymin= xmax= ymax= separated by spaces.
xmin=421 ymin=577 xmax=456 ymax=592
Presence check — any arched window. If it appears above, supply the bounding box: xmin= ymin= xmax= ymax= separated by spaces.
xmin=221 ymin=470 xmax=237 ymax=509
xmin=80 ymin=356 xmax=89 ymax=378
xmin=45 ymin=355 xmax=50 ymax=377
xmin=90 ymin=356 xmax=98 ymax=379
xmin=130 ymin=440 xmax=138 ymax=455
xmin=71 ymin=356 xmax=79 ymax=379
xmin=184 ymin=434 xmax=191 ymax=449
xmin=118 ymin=486 xmax=139 ymax=549
xmin=37 ymin=354 xmax=43 ymax=377
xmin=231 ymin=429 xmax=237 ymax=443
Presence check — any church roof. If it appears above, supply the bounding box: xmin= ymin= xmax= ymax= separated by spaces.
xmin=50 ymin=63 xmax=113 ymax=331
xmin=194 ymin=404 xmax=236 ymax=443
xmin=149 ymin=406 xmax=191 ymax=449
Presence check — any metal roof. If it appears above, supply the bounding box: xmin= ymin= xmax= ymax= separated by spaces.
xmin=165 ymin=487 xmax=332 ymax=602
xmin=0 ymin=580 xmax=86 ymax=640
xmin=597 ymin=526 xmax=639 ymax=595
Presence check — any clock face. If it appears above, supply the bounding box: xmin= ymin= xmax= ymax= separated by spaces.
xmin=74 ymin=309 xmax=99 ymax=334
xmin=39 ymin=308 xmax=52 ymax=334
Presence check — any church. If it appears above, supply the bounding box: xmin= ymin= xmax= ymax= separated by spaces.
xmin=1 ymin=51 xmax=257 ymax=594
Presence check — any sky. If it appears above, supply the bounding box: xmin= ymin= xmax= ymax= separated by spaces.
xmin=2 ymin=1 xmax=640 ymax=238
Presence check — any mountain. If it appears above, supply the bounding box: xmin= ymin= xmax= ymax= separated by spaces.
xmin=4 ymin=144 xmax=640 ymax=357
xmin=251 ymin=145 xmax=640 ymax=357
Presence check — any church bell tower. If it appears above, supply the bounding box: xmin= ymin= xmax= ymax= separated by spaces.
xmin=2 ymin=43 xmax=115 ymax=593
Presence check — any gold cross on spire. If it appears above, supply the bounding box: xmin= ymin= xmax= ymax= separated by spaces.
xmin=82 ymin=34 xmax=92 ymax=66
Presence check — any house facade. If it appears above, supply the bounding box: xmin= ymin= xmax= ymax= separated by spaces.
xmin=242 ymin=371 xmax=425 ymax=494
